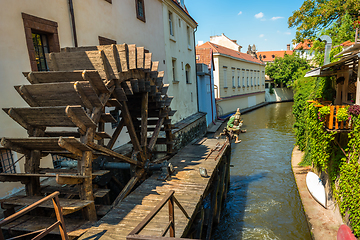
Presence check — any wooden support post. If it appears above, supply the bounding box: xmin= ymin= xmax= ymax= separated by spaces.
xmin=169 ymin=196 xmax=175 ymax=237
xmin=24 ymin=150 xmax=41 ymax=196
xmin=148 ymin=117 xmax=165 ymax=151
xmin=107 ymin=118 xmax=125 ymax=149
xmin=205 ymin=172 xmax=219 ymax=240
xmin=98 ymin=122 xmax=105 ymax=146
xmin=356 ymin=54 xmax=360 ymax=105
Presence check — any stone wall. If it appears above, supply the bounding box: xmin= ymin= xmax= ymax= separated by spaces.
xmin=172 ymin=112 xmax=207 ymax=150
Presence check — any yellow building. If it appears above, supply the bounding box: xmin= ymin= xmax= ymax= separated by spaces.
xmin=197 ymin=35 xmax=266 ymax=116
xmin=161 ymin=0 xmax=198 ymax=123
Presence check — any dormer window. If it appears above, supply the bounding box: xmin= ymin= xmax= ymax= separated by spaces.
xmin=272 ymin=55 xmax=275 ymax=58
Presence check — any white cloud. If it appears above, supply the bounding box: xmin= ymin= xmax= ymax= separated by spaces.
xmin=271 ymin=16 xmax=284 ymax=20
xmin=284 ymin=32 xmax=291 ymax=35
xmin=259 ymin=34 xmax=265 ymax=38
xmin=238 ymin=11 xmax=242 ymax=15
xmin=255 ymin=12 xmax=264 ymax=19
xmin=265 ymin=39 xmax=268 ymax=41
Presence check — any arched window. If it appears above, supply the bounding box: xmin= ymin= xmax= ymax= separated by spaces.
xmin=185 ymin=64 xmax=191 ymax=84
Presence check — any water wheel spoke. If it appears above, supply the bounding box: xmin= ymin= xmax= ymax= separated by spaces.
xmin=147 ymin=117 xmax=165 ymax=151
xmin=112 ymin=172 xmax=143 ymax=207
xmin=141 ymin=92 xmax=148 ymax=155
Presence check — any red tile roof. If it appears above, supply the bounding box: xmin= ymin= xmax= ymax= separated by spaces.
xmin=294 ymin=40 xmax=313 ymax=50
xmin=196 ymin=48 xmax=212 ymax=66
xmin=341 ymin=40 xmax=355 ymax=47
xmin=257 ymin=50 xmax=293 ymax=62
xmin=197 ymin=42 xmax=264 ymax=65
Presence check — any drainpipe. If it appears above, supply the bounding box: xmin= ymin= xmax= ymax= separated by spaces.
xmin=319 ymin=35 xmax=332 ymax=65
xmin=68 ymin=0 xmax=78 ymax=47
xmin=209 ymin=60 xmax=215 ymax=125
xmin=193 ymin=26 xmax=199 ymax=112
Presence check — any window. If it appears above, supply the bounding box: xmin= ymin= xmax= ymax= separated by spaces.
xmin=262 ymin=71 xmax=265 ymax=85
xmin=232 ymin=69 xmax=235 ymax=88
xmin=136 ymin=0 xmax=146 ymax=22
xmin=0 ymin=149 xmax=16 ymax=173
xmin=187 ymin=26 xmax=191 ymax=47
xmin=257 ymin=72 xmax=260 ymax=86
xmin=98 ymin=36 xmax=116 ymax=45
xmin=185 ymin=64 xmax=191 ymax=84
xmin=250 ymin=71 xmax=253 ymax=86
xmin=172 ymin=58 xmax=177 ymax=82
xmin=242 ymin=70 xmax=245 ymax=87
xmin=178 ymin=18 xmax=181 ymax=27
xmin=22 ymin=13 xmax=60 ymax=71
xmin=169 ymin=12 xmax=174 ymax=36
xmin=32 ymin=33 xmax=49 ymax=71
xmin=237 ymin=69 xmax=240 ymax=87
xmin=246 ymin=70 xmax=249 ymax=87
xmin=223 ymin=67 xmax=228 ymax=88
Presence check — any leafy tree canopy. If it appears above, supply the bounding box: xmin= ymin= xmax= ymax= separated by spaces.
xmin=265 ymin=53 xmax=310 ymax=86
xmin=288 ymin=0 xmax=360 ymax=43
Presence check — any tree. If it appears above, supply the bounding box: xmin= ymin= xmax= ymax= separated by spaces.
xmin=265 ymin=53 xmax=310 ymax=86
xmin=288 ymin=0 xmax=360 ymax=43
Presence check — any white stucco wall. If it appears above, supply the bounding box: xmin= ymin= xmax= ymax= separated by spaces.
xmin=162 ymin=0 xmax=198 ymax=123
xmin=265 ymin=88 xmax=294 ymax=102
xmin=0 ymin=0 xmax=166 ymax=197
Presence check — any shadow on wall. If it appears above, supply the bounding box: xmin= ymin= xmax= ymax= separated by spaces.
xmin=265 ymin=88 xmax=294 ymax=103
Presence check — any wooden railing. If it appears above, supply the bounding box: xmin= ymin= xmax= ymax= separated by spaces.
xmin=0 ymin=191 xmax=68 ymax=240
xmin=325 ymin=105 xmax=352 ymax=131
xmin=127 ymin=190 xmax=194 ymax=240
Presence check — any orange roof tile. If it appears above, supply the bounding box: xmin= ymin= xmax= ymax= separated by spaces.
xmin=197 ymin=42 xmax=264 ymax=65
xmin=257 ymin=50 xmax=293 ymax=62
xmin=196 ymin=47 xmax=212 ymax=66
xmin=341 ymin=40 xmax=355 ymax=47
xmin=294 ymin=40 xmax=313 ymax=50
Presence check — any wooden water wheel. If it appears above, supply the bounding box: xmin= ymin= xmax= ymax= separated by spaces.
xmin=0 ymin=44 xmax=175 ymax=224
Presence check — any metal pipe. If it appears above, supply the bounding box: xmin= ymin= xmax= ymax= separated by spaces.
xmin=319 ymin=35 xmax=332 ymax=65
xmin=60 ymin=160 xmax=162 ymax=170
xmin=68 ymin=0 xmax=78 ymax=47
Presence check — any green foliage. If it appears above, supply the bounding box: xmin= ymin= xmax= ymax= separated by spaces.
xmin=310 ymin=13 xmax=356 ymax=66
xmin=288 ymin=1 xmax=359 ymax=43
xmin=268 ymin=84 xmax=274 ymax=94
xmin=337 ymin=117 xmax=360 ymax=236
xmin=319 ymin=106 xmax=330 ymax=116
xmin=336 ymin=107 xmax=349 ymax=122
xmin=292 ymin=70 xmax=360 ymax=236
xmin=265 ymin=53 xmax=310 ymax=86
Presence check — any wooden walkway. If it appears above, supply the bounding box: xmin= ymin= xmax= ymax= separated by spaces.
xmin=79 ymin=138 xmax=229 ymax=240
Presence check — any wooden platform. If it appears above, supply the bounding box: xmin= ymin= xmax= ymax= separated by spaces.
xmin=78 ymin=138 xmax=229 ymax=239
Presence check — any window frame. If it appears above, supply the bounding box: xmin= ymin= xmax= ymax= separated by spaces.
xmin=135 ymin=0 xmax=146 ymax=22
xmin=22 ymin=13 xmax=60 ymax=71
xmin=172 ymin=58 xmax=178 ymax=82
xmin=169 ymin=11 xmax=174 ymax=37
xmin=0 ymin=149 xmax=16 ymax=173
xmin=223 ymin=67 xmax=228 ymax=88
xmin=185 ymin=64 xmax=191 ymax=84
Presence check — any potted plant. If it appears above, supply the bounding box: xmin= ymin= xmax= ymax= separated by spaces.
xmin=318 ymin=106 xmax=330 ymax=123
xmin=336 ymin=107 xmax=349 ymax=124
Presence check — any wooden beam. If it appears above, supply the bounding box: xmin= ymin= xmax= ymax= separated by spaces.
xmin=65 ymin=106 xmax=87 ymax=134
xmin=74 ymin=81 xmax=94 ymax=110
xmin=141 ymin=92 xmax=148 ymax=153
xmin=107 ymin=118 xmax=125 ymax=149
xmin=3 ymin=108 xmax=31 ymax=130
xmin=58 ymin=137 xmax=83 ymax=158
xmin=18 ymin=85 xmax=39 ymax=107
xmin=87 ymin=142 xmax=138 ymax=165
xmin=120 ymin=101 xmax=142 ymax=154
xmin=147 ymin=117 xmax=165 ymax=151
xmin=1 ymin=138 xmax=31 ymax=156
xmin=56 ymin=175 xmax=86 ymax=185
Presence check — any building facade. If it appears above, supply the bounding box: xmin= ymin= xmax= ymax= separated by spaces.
xmin=0 ymin=0 xmax=168 ymax=197
xmin=198 ymin=35 xmax=266 ymax=116
xmin=161 ymin=0 xmax=198 ymax=123
xmin=196 ymin=48 xmax=216 ymax=127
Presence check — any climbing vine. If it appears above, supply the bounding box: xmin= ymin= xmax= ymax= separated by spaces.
xmin=337 ymin=116 xmax=360 ymax=236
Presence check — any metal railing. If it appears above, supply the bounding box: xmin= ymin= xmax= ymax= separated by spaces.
xmin=127 ymin=190 xmax=193 ymax=240
xmin=0 ymin=191 xmax=69 ymax=240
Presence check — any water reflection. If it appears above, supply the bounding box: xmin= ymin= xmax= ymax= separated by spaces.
xmin=212 ymin=102 xmax=311 ymax=240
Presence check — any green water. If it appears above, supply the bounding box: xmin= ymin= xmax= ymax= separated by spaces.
xmin=212 ymin=102 xmax=311 ymax=240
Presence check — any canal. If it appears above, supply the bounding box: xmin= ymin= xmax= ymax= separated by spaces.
xmin=212 ymin=102 xmax=311 ymax=239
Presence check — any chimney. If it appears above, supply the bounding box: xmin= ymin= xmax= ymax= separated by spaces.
xmin=287 ymin=44 xmax=290 ymax=51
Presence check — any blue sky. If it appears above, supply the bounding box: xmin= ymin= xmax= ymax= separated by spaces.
xmin=185 ymin=0 xmax=305 ymax=51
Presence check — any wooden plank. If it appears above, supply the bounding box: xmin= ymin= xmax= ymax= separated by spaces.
xmin=161 ymin=84 xmax=169 ymax=95
xmin=122 ymin=81 xmax=134 ymax=95
xmin=117 ymin=43 xmax=129 ymax=72
xmin=141 ymin=92 xmax=148 ymax=151
xmin=128 ymin=44 xmax=137 ymax=70
xmin=138 ymin=79 xmax=146 ymax=92
xmin=107 ymin=118 xmax=125 ymax=149
xmin=25 ymin=71 xmax=85 ymax=84
xmin=82 ymin=70 xmax=109 ymax=93
xmin=100 ymin=113 xmax=116 ymax=123
xmin=150 ymin=61 xmax=159 ymax=79
xmin=144 ymin=53 xmax=152 ymax=72
xmin=87 ymin=142 xmax=138 ymax=165
xmin=137 ymin=47 xmax=145 ymax=69
xmin=147 ymin=118 xmax=165 ymax=151
xmin=0 ymin=196 xmax=93 ymax=215
xmin=41 ymin=186 xmax=110 ymax=198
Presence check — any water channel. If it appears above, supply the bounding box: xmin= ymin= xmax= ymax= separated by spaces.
xmin=212 ymin=102 xmax=311 ymax=239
